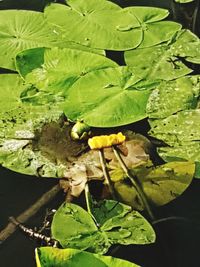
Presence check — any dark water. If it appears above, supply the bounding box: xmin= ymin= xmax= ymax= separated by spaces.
xmin=1 ymin=0 xmax=200 ymax=266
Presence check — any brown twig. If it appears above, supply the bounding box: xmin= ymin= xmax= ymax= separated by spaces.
xmin=0 ymin=183 xmax=61 ymax=244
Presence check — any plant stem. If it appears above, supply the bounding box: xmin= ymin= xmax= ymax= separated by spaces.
xmin=192 ymin=0 xmax=199 ymax=33
xmin=84 ymin=183 xmax=93 ymax=217
xmin=84 ymin=183 xmax=99 ymax=227
xmin=99 ymin=149 xmax=117 ymax=200
xmin=112 ymin=146 xmax=155 ymax=221
xmin=0 ymin=183 xmax=61 ymax=244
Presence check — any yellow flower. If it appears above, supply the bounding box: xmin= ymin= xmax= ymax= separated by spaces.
xmin=88 ymin=132 xmax=126 ymax=150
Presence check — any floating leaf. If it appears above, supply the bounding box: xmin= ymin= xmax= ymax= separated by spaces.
xmin=16 ymin=47 xmax=117 ymax=105
xmin=146 ymin=76 xmax=199 ymax=119
xmin=44 ymin=1 xmax=143 ymax=50
xmin=149 ymin=110 xmax=200 ymax=146
xmin=51 ymin=201 xmax=155 ymax=254
xmin=0 ymin=10 xmax=59 ymax=70
xmin=0 ymin=74 xmax=89 ymax=177
xmin=35 ymin=247 xmax=140 ymax=267
xmin=125 ymin=7 xmax=181 ymax=48
xmin=125 ymin=30 xmax=200 ymax=81
xmin=112 ymin=161 xmax=194 ymax=209
xmin=63 ymin=67 xmax=156 ymax=127
xmin=157 ymin=144 xmax=200 ymax=178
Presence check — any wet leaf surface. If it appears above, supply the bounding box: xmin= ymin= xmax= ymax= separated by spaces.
xmin=36 ymin=247 xmax=140 ymax=267
xmin=51 ymin=201 xmax=155 ymax=254
xmin=125 ymin=30 xmax=200 ymax=81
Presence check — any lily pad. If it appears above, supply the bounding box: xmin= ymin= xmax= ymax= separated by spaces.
xmin=63 ymin=66 xmax=156 ymax=127
xmin=125 ymin=7 xmax=181 ymax=48
xmin=149 ymin=110 xmax=200 ymax=146
xmin=125 ymin=30 xmax=200 ymax=81
xmin=146 ymin=76 xmax=200 ymax=119
xmin=0 ymin=10 xmax=59 ymax=70
xmin=0 ymin=74 xmax=89 ymax=177
xmin=35 ymin=247 xmax=140 ymax=267
xmin=112 ymin=161 xmax=195 ymax=209
xmin=51 ymin=201 xmax=155 ymax=254
xmin=15 ymin=47 xmax=117 ymax=105
xmin=44 ymin=1 xmax=143 ymax=50
xmin=157 ymin=144 xmax=200 ymax=178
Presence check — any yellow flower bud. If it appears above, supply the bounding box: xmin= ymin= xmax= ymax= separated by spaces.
xmin=88 ymin=132 xmax=126 ymax=150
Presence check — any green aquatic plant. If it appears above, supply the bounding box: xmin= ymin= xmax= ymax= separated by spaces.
xmin=0 ymin=0 xmax=200 ymax=266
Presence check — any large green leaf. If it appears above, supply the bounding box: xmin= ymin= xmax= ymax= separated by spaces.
xmin=157 ymin=144 xmax=200 ymax=178
xmin=35 ymin=247 xmax=140 ymax=267
xmin=63 ymin=66 xmax=156 ymax=127
xmin=149 ymin=110 xmax=200 ymax=145
xmin=0 ymin=10 xmax=59 ymax=70
xmin=112 ymin=161 xmax=195 ymax=209
xmin=44 ymin=1 xmax=143 ymax=51
xmin=149 ymin=106 xmax=200 ymax=179
xmin=0 ymin=74 xmax=89 ymax=178
xmin=146 ymin=76 xmax=200 ymax=119
xmin=125 ymin=7 xmax=181 ymax=48
xmin=125 ymin=30 xmax=200 ymax=81
xmin=15 ymin=47 xmax=117 ymax=105
xmin=51 ymin=201 xmax=155 ymax=254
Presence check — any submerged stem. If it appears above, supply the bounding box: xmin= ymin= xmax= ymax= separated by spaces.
xmin=99 ymin=149 xmax=117 ymax=200
xmin=112 ymin=146 xmax=155 ymax=221
xmin=0 ymin=183 xmax=61 ymax=244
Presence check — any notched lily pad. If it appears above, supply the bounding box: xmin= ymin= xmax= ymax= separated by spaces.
xmin=44 ymin=1 xmax=143 ymax=50
xmin=0 ymin=10 xmax=59 ymax=70
xmin=125 ymin=30 xmax=200 ymax=81
xmin=51 ymin=201 xmax=155 ymax=254
xmin=125 ymin=6 xmax=181 ymax=48
xmin=112 ymin=161 xmax=195 ymax=209
xmin=63 ymin=66 xmax=156 ymax=127
xmin=15 ymin=47 xmax=117 ymax=105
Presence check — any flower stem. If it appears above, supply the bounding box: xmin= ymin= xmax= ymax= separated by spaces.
xmin=99 ymin=149 xmax=117 ymax=200
xmin=112 ymin=146 xmax=155 ymax=221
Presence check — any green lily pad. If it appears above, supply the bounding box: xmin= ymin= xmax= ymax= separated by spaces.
xmin=35 ymin=247 xmax=140 ymax=267
xmin=15 ymin=47 xmax=117 ymax=105
xmin=51 ymin=201 xmax=155 ymax=254
xmin=63 ymin=66 xmax=157 ymax=127
xmin=149 ymin=110 xmax=200 ymax=146
xmin=157 ymin=144 xmax=200 ymax=178
xmin=125 ymin=6 xmax=181 ymax=48
xmin=0 ymin=10 xmax=60 ymax=70
xmin=44 ymin=1 xmax=143 ymax=50
xmin=125 ymin=30 xmax=200 ymax=81
xmin=146 ymin=76 xmax=200 ymax=119
xmin=0 ymin=74 xmax=89 ymax=178
xmin=112 ymin=161 xmax=195 ymax=209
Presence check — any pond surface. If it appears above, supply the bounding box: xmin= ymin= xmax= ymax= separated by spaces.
xmin=0 ymin=0 xmax=200 ymax=266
